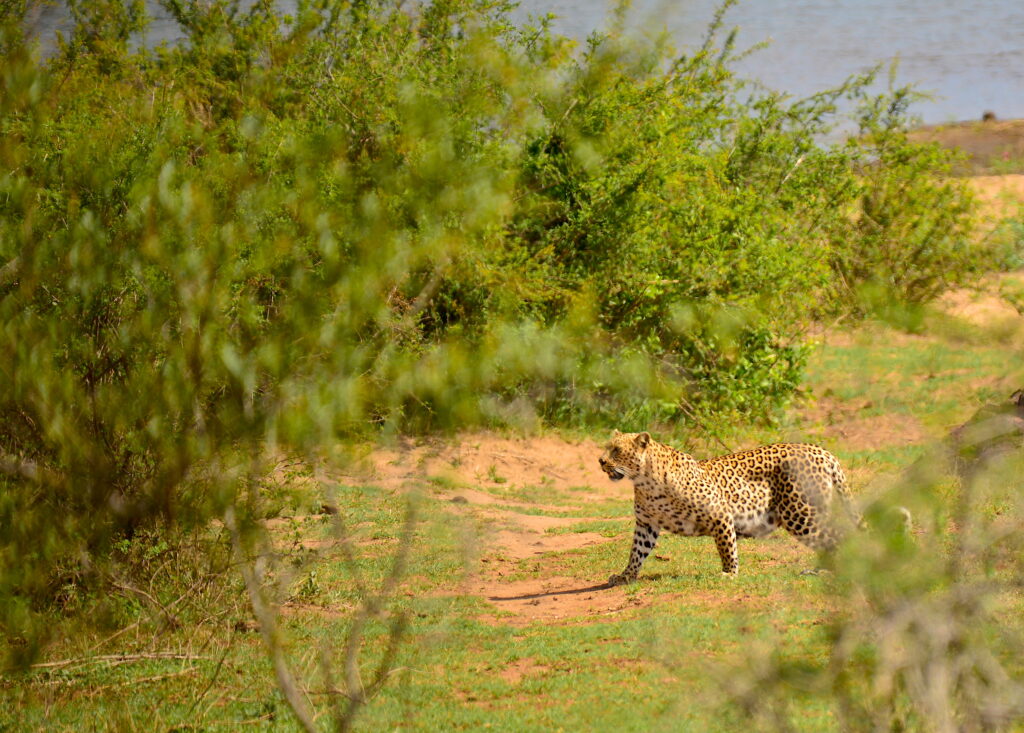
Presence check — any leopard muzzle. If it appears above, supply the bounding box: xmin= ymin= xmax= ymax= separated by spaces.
xmin=599 ymin=457 xmax=626 ymax=481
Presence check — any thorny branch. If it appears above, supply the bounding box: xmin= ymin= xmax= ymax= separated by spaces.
xmin=321 ymin=484 xmax=418 ymax=733
xmin=223 ymin=467 xmax=419 ymax=733
xmin=225 ymin=504 xmax=319 ymax=733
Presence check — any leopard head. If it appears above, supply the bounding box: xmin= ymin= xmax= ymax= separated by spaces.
xmin=598 ymin=430 xmax=651 ymax=482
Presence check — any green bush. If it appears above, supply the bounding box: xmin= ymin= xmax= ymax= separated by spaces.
xmin=829 ymin=83 xmax=981 ymax=310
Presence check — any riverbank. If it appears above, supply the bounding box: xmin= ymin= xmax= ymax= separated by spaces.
xmin=912 ymin=117 xmax=1024 ymax=175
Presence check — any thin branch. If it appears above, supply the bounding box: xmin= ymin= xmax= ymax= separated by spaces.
xmin=405 ymin=268 xmax=445 ymax=320
xmin=225 ymin=505 xmax=319 ymax=733
xmin=85 ymin=619 xmax=142 ymax=654
xmin=37 ymin=667 xmax=199 ymax=690
xmin=336 ymin=502 xmax=418 ymax=733
xmin=107 ymin=578 xmax=181 ymax=629
xmin=186 ymin=634 xmax=234 ymax=718
xmin=30 ymin=652 xmax=206 ymax=670
xmin=775 ymin=154 xmax=805 ymax=192
xmin=95 ymin=666 xmax=198 ymax=691
xmin=677 ymin=396 xmax=734 ymax=455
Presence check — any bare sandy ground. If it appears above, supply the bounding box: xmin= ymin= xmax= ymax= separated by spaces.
xmin=967 ymin=174 xmax=1024 ymax=221
xmin=337 ymin=433 xmax=837 ymax=625
xmin=912 ymin=118 xmax=1024 ymax=176
xmin=339 ymin=434 xmax=644 ymax=624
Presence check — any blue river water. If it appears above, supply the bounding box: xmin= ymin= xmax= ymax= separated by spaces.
xmin=24 ymin=0 xmax=1024 ymax=124
xmin=511 ymin=0 xmax=1024 ymax=124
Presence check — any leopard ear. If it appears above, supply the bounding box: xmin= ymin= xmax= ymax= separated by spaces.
xmin=635 ymin=432 xmax=651 ymax=449
xmin=612 ymin=429 xmax=621 ymax=436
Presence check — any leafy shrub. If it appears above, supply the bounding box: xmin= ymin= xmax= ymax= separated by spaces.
xmin=829 ymin=84 xmax=981 ymax=310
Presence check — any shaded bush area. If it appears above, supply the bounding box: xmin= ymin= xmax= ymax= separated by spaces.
xmin=0 ymin=0 xmax=994 ymax=667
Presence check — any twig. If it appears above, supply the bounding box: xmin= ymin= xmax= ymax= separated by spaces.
xmin=43 ymin=667 xmax=198 ymax=691
xmin=30 ymin=652 xmax=205 ymax=670
xmin=107 ymin=578 xmax=180 ymax=628
xmin=225 ymin=505 xmax=319 ymax=733
xmin=336 ymin=503 xmax=417 ymax=733
xmin=405 ymin=268 xmax=445 ymax=320
xmin=677 ymin=397 xmax=734 ymax=454
xmin=185 ymin=631 xmax=235 ymax=718
xmin=85 ymin=619 xmax=143 ymax=654
xmin=557 ymin=98 xmax=579 ymax=126
xmin=775 ymin=154 xmax=805 ymax=192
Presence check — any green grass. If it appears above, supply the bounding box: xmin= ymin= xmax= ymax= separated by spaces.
xmin=0 ymin=476 xmax=838 ymax=731
xmin=2 ymin=525 xmax=827 ymax=731
xmin=5 ymin=314 xmax=1024 ymax=731
xmin=804 ymin=320 xmax=1024 ymax=430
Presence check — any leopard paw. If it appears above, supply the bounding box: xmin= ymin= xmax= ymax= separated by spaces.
xmin=607 ymin=572 xmax=635 ymax=587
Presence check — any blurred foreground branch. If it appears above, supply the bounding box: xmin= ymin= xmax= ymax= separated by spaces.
xmin=328 ymin=497 xmax=416 ymax=733
xmin=226 ymin=505 xmax=319 ymax=733
xmin=225 ymin=478 xmax=419 ymax=732
xmin=725 ymin=388 xmax=1024 ymax=732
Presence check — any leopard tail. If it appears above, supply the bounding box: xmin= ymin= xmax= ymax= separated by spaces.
xmin=833 ymin=458 xmax=913 ymax=533
xmin=832 ymin=461 xmax=865 ymax=530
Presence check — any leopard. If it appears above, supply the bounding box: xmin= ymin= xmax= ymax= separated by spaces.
xmin=598 ymin=430 xmax=861 ymax=584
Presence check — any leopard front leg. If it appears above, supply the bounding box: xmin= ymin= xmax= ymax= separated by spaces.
xmin=608 ymin=521 xmax=660 ymax=586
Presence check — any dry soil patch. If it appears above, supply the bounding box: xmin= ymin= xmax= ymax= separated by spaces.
xmin=343 ymin=433 xmax=611 ymax=497
xmin=498 ymin=657 xmax=552 ymax=685
xmin=967 ymin=174 xmax=1024 ymax=221
xmin=912 ymin=118 xmax=1024 ymax=175
xmin=796 ymin=397 xmax=930 ymax=451
xmin=938 ymin=273 xmax=1024 ymax=336
xmin=334 ymin=434 xmax=644 ymax=623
